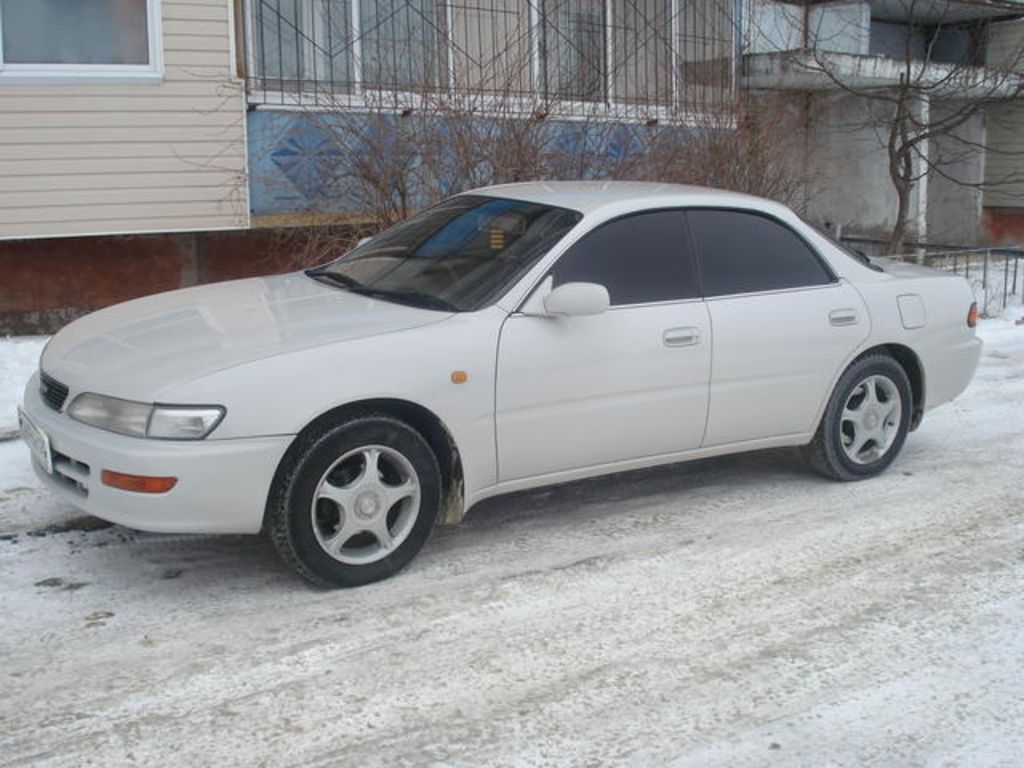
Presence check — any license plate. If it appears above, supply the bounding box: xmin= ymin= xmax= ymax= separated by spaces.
xmin=18 ymin=408 xmax=53 ymax=474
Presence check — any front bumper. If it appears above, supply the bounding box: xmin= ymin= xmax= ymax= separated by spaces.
xmin=21 ymin=374 xmax=293 ymax=534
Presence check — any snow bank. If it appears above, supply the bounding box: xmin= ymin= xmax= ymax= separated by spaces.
xmin=0 ymin=336 xmax=46 ymax=435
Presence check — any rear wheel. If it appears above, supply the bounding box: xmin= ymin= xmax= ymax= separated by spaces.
xmin=268 ymin=415 xmax=441 ymax=587
xmin=802 ymin=354 xmax=912 ymax=481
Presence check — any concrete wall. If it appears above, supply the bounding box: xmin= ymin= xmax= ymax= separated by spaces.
xmin=803 ymin=91 xmax=905 ymax=239
xmin=747 ymin=1 xmax=804 ymax=54
xmin=984 ymin=19 xmax=1024 ymax=209
xmin=0 ymin=0 xmax=248 ymax=240
xmin=926 ymin=104 xmax=985 ymax=245
xmin=810 ymin=2 xmax=870 ymax=55
xmin=747 ymin=1 xmax=869 ymax=55
xmin=794 ymin=91 xmax=984 ymax=246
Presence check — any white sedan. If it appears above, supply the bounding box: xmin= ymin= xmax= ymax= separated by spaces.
xmin=18 ymin=182 xmax=981 ymax=587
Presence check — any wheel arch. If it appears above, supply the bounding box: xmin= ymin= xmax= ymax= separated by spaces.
xmin=264 ymin=398 xmax=466 ymax=531
xmin=855 ymin=343 xmax=925 ymax=431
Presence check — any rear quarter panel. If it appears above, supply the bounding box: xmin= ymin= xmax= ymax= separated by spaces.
xmin=851 ymin=269 xmax=981 ymax=412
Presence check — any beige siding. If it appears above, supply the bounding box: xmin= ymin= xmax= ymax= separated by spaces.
xmin=0 ymin=0 xmax=248 ymax=239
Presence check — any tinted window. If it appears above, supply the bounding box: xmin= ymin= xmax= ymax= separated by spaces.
xmin=688 ymin=210 xmax=834 ymax=296
xmin=550 ymin=211 xmax=698 ymax=305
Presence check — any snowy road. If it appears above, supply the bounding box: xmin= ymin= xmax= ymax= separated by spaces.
xmin=1 ymin=321 xmax=1022 ymax=767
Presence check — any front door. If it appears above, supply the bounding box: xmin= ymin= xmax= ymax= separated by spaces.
xmin=495 ymin=210 xmax=712 ymax=481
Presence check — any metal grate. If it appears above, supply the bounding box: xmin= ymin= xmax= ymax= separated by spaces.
xmin=39 ymin=371 xmax=69 ymax=412
xmin=52 ymin=450 xmax=90 ymax=497
xmin=246 ymin=0 xmax=737 ymax=121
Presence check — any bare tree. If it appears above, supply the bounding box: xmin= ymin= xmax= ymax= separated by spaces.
xmin=784 ymin=0 xmax=1024 ymax=253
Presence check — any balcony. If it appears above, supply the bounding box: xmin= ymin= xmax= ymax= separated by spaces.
xmin=744 ymin=50 xmax=1022 ymax=98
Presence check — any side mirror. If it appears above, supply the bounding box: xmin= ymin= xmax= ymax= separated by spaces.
xmin=542 ymin=282 xmax=610 ymax=317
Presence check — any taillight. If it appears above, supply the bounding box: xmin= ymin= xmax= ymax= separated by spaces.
xmin=967 ymin=302 xmax=978 ymax=328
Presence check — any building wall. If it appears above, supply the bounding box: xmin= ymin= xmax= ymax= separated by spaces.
xmin=747 ymin=1 xmax=869 ymax=55
xmin=982 ymin=207 xmax=1024 ymax=246
xmin=0 ymin=226 xmax=353 ymax=335
xmin=983 ymin=19 xmax=1024 ymax=211
xmin=797 ymin=91 xmax=984 ymax=246
xmin=926 ymin=105 xmax=985 ymax=246
xmin=803 ymin=92 xmax=904 ymax=240
xmin=246 ymin=108 xmax=697 ymax=223
xmin=0 ymin=0 xmax=248 ymax=240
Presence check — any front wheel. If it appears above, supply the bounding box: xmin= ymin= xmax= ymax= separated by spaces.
xmin=802 ymin=354 xmax=913 ymax=481
xmin=267 ymin=415 xmax=441 ymax=587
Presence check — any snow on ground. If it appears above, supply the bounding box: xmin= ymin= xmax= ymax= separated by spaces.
xmin=0 ymin=336 xmax=46 ymax=436
xmin=0 ymin=319 xmax=1023 ymax=767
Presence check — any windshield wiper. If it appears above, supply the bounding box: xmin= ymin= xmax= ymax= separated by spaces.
xmin=307 ymin=270 xmax=457 ymax=312
xmin=305 ymin=269 xmax=364 ymax=289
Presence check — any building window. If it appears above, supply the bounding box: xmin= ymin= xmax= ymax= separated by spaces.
xmin=255 ymin=0 xmax=355 ymax=93
xmin=677 ymin=0 xmax=734 ymax=112
xmin=540 ymin=0 xmax=607 ymax=102
xmin=0 ymin=0 xmax=162 ymax=82
xmin=449 ymin=0 xmax=531 ymax=96
xmin=612 ymin=0 xmax=672 ymax=104
xmin=359 ymin=0 xmax=447 ymax=91
xmin=249 ymin=0 xmax=734 ymax=118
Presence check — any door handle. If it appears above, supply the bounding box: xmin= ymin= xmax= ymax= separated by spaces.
xmin=829 ymin=309 xmax=858 ymax=327
xmin=663 ymin=327 xmax=701 ymax=347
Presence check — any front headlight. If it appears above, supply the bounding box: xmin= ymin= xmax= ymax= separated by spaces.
xmin=68 ymin=394 xmax=225 ymax=440
xmin=68 ymin=393 xmax=152 ymax=437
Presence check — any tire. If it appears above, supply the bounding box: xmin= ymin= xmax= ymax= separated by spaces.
xmin=802 ymin=353 xmax=913 ymax=481
xmin=267 ymin=414 xmax=441 ymax=587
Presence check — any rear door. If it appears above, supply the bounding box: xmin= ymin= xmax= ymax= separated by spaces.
xmin=687 ymin=209 xmax=870 ymax=446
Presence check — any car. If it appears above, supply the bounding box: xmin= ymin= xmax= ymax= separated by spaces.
xmin=18 ymin=182 xmax=982 ymax=587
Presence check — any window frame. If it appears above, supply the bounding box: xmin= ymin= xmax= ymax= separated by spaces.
xmin=683 ymin=207 xmax=839 ymax=300
xmin=530 ymin=207 xmax=703 ymax=310
xmin=0 ymin=0 xmax=164 ymax=84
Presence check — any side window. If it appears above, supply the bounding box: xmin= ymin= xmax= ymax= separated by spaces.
xmin=687 ymin=210 xmax=834 ymax=297
xmin=550 ymin=210 xmax=698 ymax=305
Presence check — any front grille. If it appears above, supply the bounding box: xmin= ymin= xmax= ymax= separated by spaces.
xmin=39 ymin=371 xmax=69 ymax=411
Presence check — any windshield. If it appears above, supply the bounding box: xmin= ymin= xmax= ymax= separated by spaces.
xmin=307 ymin=195 xmax=583 ymax=311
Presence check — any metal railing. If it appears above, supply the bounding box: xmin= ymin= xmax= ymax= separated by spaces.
xmin=838 ymin=235 xmax=1024 ymax=317
xmin=883 ymin=246 xmax=1024 ymax=317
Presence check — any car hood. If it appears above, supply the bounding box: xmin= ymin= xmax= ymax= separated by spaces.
xmin=42 ymin=273 xmax=451 ymax=401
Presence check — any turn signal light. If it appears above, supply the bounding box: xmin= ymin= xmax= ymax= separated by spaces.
xmin=967 ymin=302 xmax=978 ymax=328
xmin=101 ymin=470 xmax=178 ymax=494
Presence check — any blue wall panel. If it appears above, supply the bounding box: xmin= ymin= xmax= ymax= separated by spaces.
xmin=247 ymin=109 xmax=688 ymax=218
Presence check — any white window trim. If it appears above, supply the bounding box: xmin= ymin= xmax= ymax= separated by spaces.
xmin=0 ymin=0 xmax=164 ymax=84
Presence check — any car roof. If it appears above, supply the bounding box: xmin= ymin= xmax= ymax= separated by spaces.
xmin=467 ymin=180 xmax=781 ymax=216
